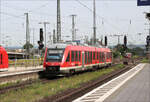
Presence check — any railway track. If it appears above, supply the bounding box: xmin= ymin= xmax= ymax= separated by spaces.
xmin=0 ymin=58 xmax=142 ymax=98
xmin=0 ymin=64 xmax=117 ymax=95
xmin=0 ymin=75 xmax=63 ymax=94
xmin=38 ymin=60 xmax=141 ymax=102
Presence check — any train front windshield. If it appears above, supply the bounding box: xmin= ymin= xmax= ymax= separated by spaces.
xmin=46 ymin=49 xmax=64 ymax=62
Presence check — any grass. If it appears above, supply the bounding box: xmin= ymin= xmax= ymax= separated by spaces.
xmin=0 ymin=64 xmax=124 ymax=102
xmin=141 ymin=58 xmax=149 ymax=63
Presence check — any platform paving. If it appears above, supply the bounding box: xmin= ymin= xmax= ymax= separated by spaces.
xmin=0 ymin=66 xmax=43 ymax=78
xmin=104 ymin=64 xmax=150 ymax=102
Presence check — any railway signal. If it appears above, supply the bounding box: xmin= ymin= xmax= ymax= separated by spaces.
xmin=40 ymin=28 xmax=44 ymax=42
xmin=38 ymin=28 xmax=44 ymax=50
xmin=105 ymin=36 xmax=107 ymax=46
xmin=124 ymin=35 xmax=127 ymax=49
xmin=146 ymin=35 xmax=150 ymax=46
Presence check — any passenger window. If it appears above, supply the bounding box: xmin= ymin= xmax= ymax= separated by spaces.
xmin=97 ymin=52 xmax=98 ymax=60
xmin=85 ymin=51 xmax=88 ymax=64
xmin=1 ymin=54 xmax=2 ymax=64
xmin=76 ymin=51 xmax=78 ymax=61
xmin=90 ymin=52 xmax=92 ymax=63
xmin=99 ymin=52 xmax=101 ymax=61
xmin=71 ymin=51 xmax=75 ymax=62
xmin=79 ymin=51 xmax=81 ymax=61
xmin=93 ymin=52 xmax=95 ymax=60
xmin=88 ymin=52 xmax=90 ymax=63
xmin=102 ymin=53 xmax=105 ymax=62
xmin=66 ymin=52 xmax=70 ymax=62
xmin=0 ymin=54 xmax=1 ymax=65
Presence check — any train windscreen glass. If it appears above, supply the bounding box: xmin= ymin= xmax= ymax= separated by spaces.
xmin=46 ymin=49 xmax=64 ymax=62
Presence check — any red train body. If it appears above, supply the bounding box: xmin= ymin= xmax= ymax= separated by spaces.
xmin=43 ymin=44 xmax=112 ymax=74
xmin=0 ymin=46 xmax=9 ymax=71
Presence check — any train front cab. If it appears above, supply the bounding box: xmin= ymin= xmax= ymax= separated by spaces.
xmin=0 ymin=46 xmax=8 ymax=71
xmin=43 ymin=47 xmax=65 ymax=75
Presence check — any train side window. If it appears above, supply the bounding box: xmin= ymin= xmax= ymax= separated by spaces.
xmin=71 ymin=51 xmax=75 ymax=62
xmin=90 ymin=52 xmax=92 ymax=63
xmin=1 ymin=54 xmax=2 ymax=64
xmin=85 ymin=51 xmax=88 ymax=64
xmin=97 ymin=52 xmax=98 ymax=60
xmin=79 ymin=51 xmax=81 ymax=61
xmin=95 ymin=52 xmax=96 ymax=60
xmin=106 ymin=53 xmax=108 ymax=59
xmin=100 ymin=52 xmax=101 ymax=61
xmin=87 ymin=52 xmax=89 ymax=63
xmin=66 ymin=52 xmax=70 ymax=62
xmin=99 ymin=52 xmax=101 ymax=61
xmin=110 ymin=53 xmax=111 ymax=58
xmin=101 ymin=52 xmax=103 ymax=62
xmin=75 ymin=51 xmax=78 ymax=61
xmin=93 ymin=52 xmax=95 ymax=60
xmin=89 ymin=52 xmax=90 ymax=63
xmin=93 ymin=52 xmax=94 ymax=60
xmin=102 ymin=53 xmax=104 ymax=62
xmin=84 ymin=52 xmax=86 ymax=64
xmin=89 ymin=52 xmax=92 ymax=63
xmin=0 ymin=54 xmax=1 ymax=65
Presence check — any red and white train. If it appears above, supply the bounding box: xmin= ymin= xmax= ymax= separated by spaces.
xmin=43 ymin=43 xmax=112 ymax=75
xmin=0 ymin=46 xmax=9 ymax=71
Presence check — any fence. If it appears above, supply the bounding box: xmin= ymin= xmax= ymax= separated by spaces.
xmin=9 ymin=59 xmax=44 ymax=68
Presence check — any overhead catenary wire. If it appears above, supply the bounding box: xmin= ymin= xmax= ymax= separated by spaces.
xmin=75 ymin=0 xmax=123 ymax=33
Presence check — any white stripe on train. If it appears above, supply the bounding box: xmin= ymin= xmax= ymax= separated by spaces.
xmin=60 ymin=62 xmax=112 ymax=72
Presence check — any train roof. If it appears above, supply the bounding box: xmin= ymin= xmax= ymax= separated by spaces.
xmin=47 ymin=43 xmax=68 ymax=49
xmin=47 ymin=43 xmax=111 ymax=51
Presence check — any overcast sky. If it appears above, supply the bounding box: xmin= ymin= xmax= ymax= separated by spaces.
xmin=0 ymin=0 xmax=149 ymax=47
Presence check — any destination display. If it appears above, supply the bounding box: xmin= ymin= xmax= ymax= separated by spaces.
xmin=48 ymin=50 xmax=63 ymax=54
xmin=138 ymin=0 xmax=150 ymax=6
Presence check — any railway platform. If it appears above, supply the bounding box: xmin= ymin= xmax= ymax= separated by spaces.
xmin=73 ymin=63 xmax=150 ymax=102
xmin=0 ymin=66 xmax=43 ymax=78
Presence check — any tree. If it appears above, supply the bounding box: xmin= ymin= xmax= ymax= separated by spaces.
xmin=23 ymin=43 xmax=33 ymax=49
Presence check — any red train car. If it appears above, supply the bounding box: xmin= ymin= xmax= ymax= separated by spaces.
xmin=0 ymin=46 xmax=8 ymax=71
xmin=43 ymin=44 xmax=112 ymax=75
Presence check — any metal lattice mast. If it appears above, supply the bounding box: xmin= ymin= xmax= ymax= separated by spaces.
xmin=24 ymin=13 xmax=30 ymax=56
xmin=71 ymin=14 xmax=77 ymax=41
xmin=93 ymin=0 xmax=96 ymax=45
xmin=57 ymin=0 xmax=61 ymax=42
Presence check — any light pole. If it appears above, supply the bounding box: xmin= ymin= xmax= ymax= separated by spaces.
xmin=39 ymin=22 xmax=50 ymax=49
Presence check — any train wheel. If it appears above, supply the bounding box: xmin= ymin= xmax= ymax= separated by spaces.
xmin=66 ymin=69 xmax=75 ymax=77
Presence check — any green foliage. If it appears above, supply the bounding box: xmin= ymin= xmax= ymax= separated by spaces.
xmin=141 ymin=58 xmax=149 ymax=63
xmin=23 ymin=43 xmax=33 ymax=49
xmin=113 ymin=51 xmax=121 ymax=58
xmin=113 ymin=44 xmax=145 ymax=58
xmin=127 ymin=47 xmax=144 ymax=56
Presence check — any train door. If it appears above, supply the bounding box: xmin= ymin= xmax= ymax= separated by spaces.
xmin=104 ymin=52 xmax=107 ymax=65
xmin=82 ymin=51 xmax=84 ymax=68
xmin=66 ymin=51 xmax=70 ymax=67
xmin=71 ymin=51 xmax=75 ymax=67
xmin=75 ymin=51 xmax=78 ymax=66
